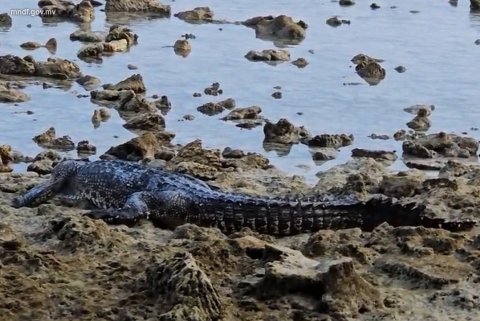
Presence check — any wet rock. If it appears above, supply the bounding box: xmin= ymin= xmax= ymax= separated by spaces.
xmin=70 ymin=30 xmax=105 ymax=42
xmin=257 ymin=244 xmax=382 ymax=318
xmin=245 ymin=49 xmax=290 ymax=62
xmin=393 ymin=129 xmax=407 ymax=141
xmin=33 ymin=57 xmax=82 ymax=80
xmin=377 ymin=171 xmax=425 ymax=198
xmin=105 ymin=25 xmax=138 ymax=47
xmin=0 ymin=13 xmax=12 ymax=28
xmin=326 ymin=16 xmax=350 ymax=27
xmin=402 ymin=132 xmax=478 ymax=158
xmin=370 ymin=3 xmax=381 ymax=9
xmin=174 ymin=7 xmax=213 ymax=22
xmin=76 ymin=75 xmax=101 ymax=91
xmin=127 ymin=64 xmax=138 ymax=70
xmin=351 ymin=148 xmax=397 ymax=162
xmin=173 ymin=39 xmax=191 ymax=57
xmin=123 ymin=113 xmax=165 ymax=131
xmin=32 ymin=127 xmax=75 ymax=151
xmin=312 ymin=149 xmax=337 ymax=162
xmin=404 ymin=160 xmax=444 ymax=171
xmin=263 ymin=118 xmax=310 ymax=145
xmin=339 ymin=0 xmax=355 ymax=6
xmin=38 ymin=0 xmax=95 ymax=23
xmin=20 ymin=42 xmax=42 ymax=50
xmin=103 ymin=74 xmax=146 ymax=94
xmin=105 ymin=0 xmax=171 ymax=16
xmin=155 ymin=95 xmax=172 ymax=115
xmin=471 ymin=0 xmax=480 ymax=10
xmin=197 ymin=98 xmax=235 ymax=116
xmin=407 ymin=108 xmax=431 ymax=132
xmin=76 ymin=140 xmax=97 ymax=155
xmin=103 ymin=39 xmax=129 ymax=53
xmin=102 ymin=132 xmax=172 ymax=161
xmin=145 ymin=252 xmax=222 ymax=321
xmin=0 ymin=145 xmax=13 ymax=173
xmin=368 ymin=133 xmax=390 ymax=140
xmin=221 ymin=106 xmax=263 ymax=127
xmin=0 ymin=83 xmax=30 ymax=103
xmin=204 ymin=82 xmax=222 ymax=96
xmin=404 ymin=104 xmax=435 ymax=115
xmin=352 ymin=54 xmax=386 ymax=86
xmin=0 ymin=55 xmax=35 ymax=76
xmin=222 ymin=147 xmax=245 ymax=159
xmin=243 ymin=15 xmax=307 ymax=44
xmin=45 ymin=38 xmax=57 ymax=53
xmin=291 ymin=57 xmax=308 ymax=68
xmin=27 ymin=150 xmax=63 ymax=175
xmin=271 ymin=91 xmax=282 ymax=99
xmin=394 ymin=65 xmax=406 ymax=73
xmin=306 ymin=133 xmax=354 ymax=149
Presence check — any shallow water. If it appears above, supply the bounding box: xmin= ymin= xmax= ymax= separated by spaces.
xmin=1 ymin=0 xmax=480 ymax=184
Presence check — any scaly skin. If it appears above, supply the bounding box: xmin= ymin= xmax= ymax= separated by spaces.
xmin=11 ymin=160 xmax=476 ymax=235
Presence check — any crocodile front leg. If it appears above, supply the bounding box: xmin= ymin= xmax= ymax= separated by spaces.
xmin=85 ymin=191 xmax=153 ymax=226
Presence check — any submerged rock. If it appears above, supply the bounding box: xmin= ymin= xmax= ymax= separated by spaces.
xmin=70 ymin=30 xmax=105 ymax=42
xmin=0 ymin=83 xmax=29 ymax=103
xmin=221 ymin=106 xmax=264 ymax=128
xmin=244 ymin=49 xmax=290 ymax=62
xmin=351 ymin=148 xmax=397 ymax=162
xmin=306 ymin=133 xmax=354 ymax=149
xmin=103 ymin=74 xmax=146 ymax=94
xmin=197 ymin=98 xmax=236 ymax=116
xmin=76 ymin=75 xmax=101 ymax=91
xmin=243 ymin=15 xmax=307 ymax=44
xmin=402 ymin=132 xmax=478 ymax=158
xmin=0 ymin=13 xmax=12 ymax=29
xmin=105 ymin=0 xmax=171 ymax=15
xmin=174 ymin=7 xmax=213 ymax=23
xmin=291 ymin=57 xmax=308 ymax=68
xmin=407 ymin=108 xmax=431 ymax=132
xmin=38 ymin=0 xmax=95 ymax=23
xmin=32 ymin=127 xmax=75 ymax=151
xmin=326 ymin=16 xmax=350 ymax=27
xmin=173 ymin=39 xmax=192 ymax=57
xmin=263 ymin=118 xmax=310 ymax=145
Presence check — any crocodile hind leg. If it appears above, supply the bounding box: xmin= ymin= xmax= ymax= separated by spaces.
xmin=11 ymin=177 xmax=67 ymax=208
xmin=85 ymin=191 xmax=154 ymax=226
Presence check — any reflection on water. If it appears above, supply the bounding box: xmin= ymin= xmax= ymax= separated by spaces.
xmin=1 ymin=0 xmax=480 ymax=185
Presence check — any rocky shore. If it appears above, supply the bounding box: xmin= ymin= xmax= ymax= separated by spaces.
xmin=1 ymin=0 xmax=480 ymax=320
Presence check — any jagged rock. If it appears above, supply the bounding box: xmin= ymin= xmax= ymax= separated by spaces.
xmin=155 ymin=95 xmax=172 ymax=114
xmin=103 ymin=74 xmax=146 ymax=93
xmin=402 ymin=132 xmax=478 ymax=158
xmin=0 ymin=55 xmax=35 ymax=75
xmin=123 ymin=113 xmax=165 ymax=131
xmin=145 ymin=252 xmax=222 ymax=321
xmin=70 ymin=30 xmax=105 ymax=42
xmin=351 ymin=148 xmax=397 ymax=162
xmin=377 ymin=171 xmax=425 ymax=198
xmin=0 ymin=145 xmax=13 ymax=172
xmin=263 ymin=118 xmax=310 ymax=145
xmin=306 ymin=134 xmax=354 ymax=148
xmin=257 ymin=244 xmax=382 ymax=318
xmin=105 ymin=0 xmax=171 ymax=15
xmin=0 ymin=13 xmax=12 ymax=28
xmin=243 ymin=15 xmax=307 ymax=44
xmin=102 ymin=132 xmax=171 ymax=161
xmin=174 ymin=7 xmax=213 ymax=22
xmin=197 ymin=98 xmax=235 ymax=116
xmin=76 ymin=75 xmax=101 ymax=91
xmin=291 ymin=57 xmax=308 ymax=68
xmin=105 ymin=25 xmax=138 ymax=47
xmin=355 ymin=61 xmax=385 ymax=85
xmin=76 ymin=140 xmax=97 ymax=155
xmin=32 ymin=127 xmax=75 ymax=151
xmin=26 ymin=150 xmax=62 ymax=175
xmin=33 ymin=57 xmax=82 ymax=79
xmin=311 ymin=149 xmax=336 ymax=162
xmin=221 ymin=147 xmax=245 ymax=159
xmin=221 ymin=106 xmax=263 ymax=128
xmin=38 ymin=0 xmax=95 ymax=23
xmin=203 ymin=82 xmax=222 ymax=96
xmin=245 ymin=49 xmax=290 ymax=62
xmin=407 ymin=108 xmax=431 ymax=131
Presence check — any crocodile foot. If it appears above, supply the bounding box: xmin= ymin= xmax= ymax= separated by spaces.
xmin=85 ymin=208 xmax=144 ymax=226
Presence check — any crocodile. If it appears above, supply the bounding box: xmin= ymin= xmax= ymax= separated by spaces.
xmin=10 ymin=159 xmax=475 ymax=235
